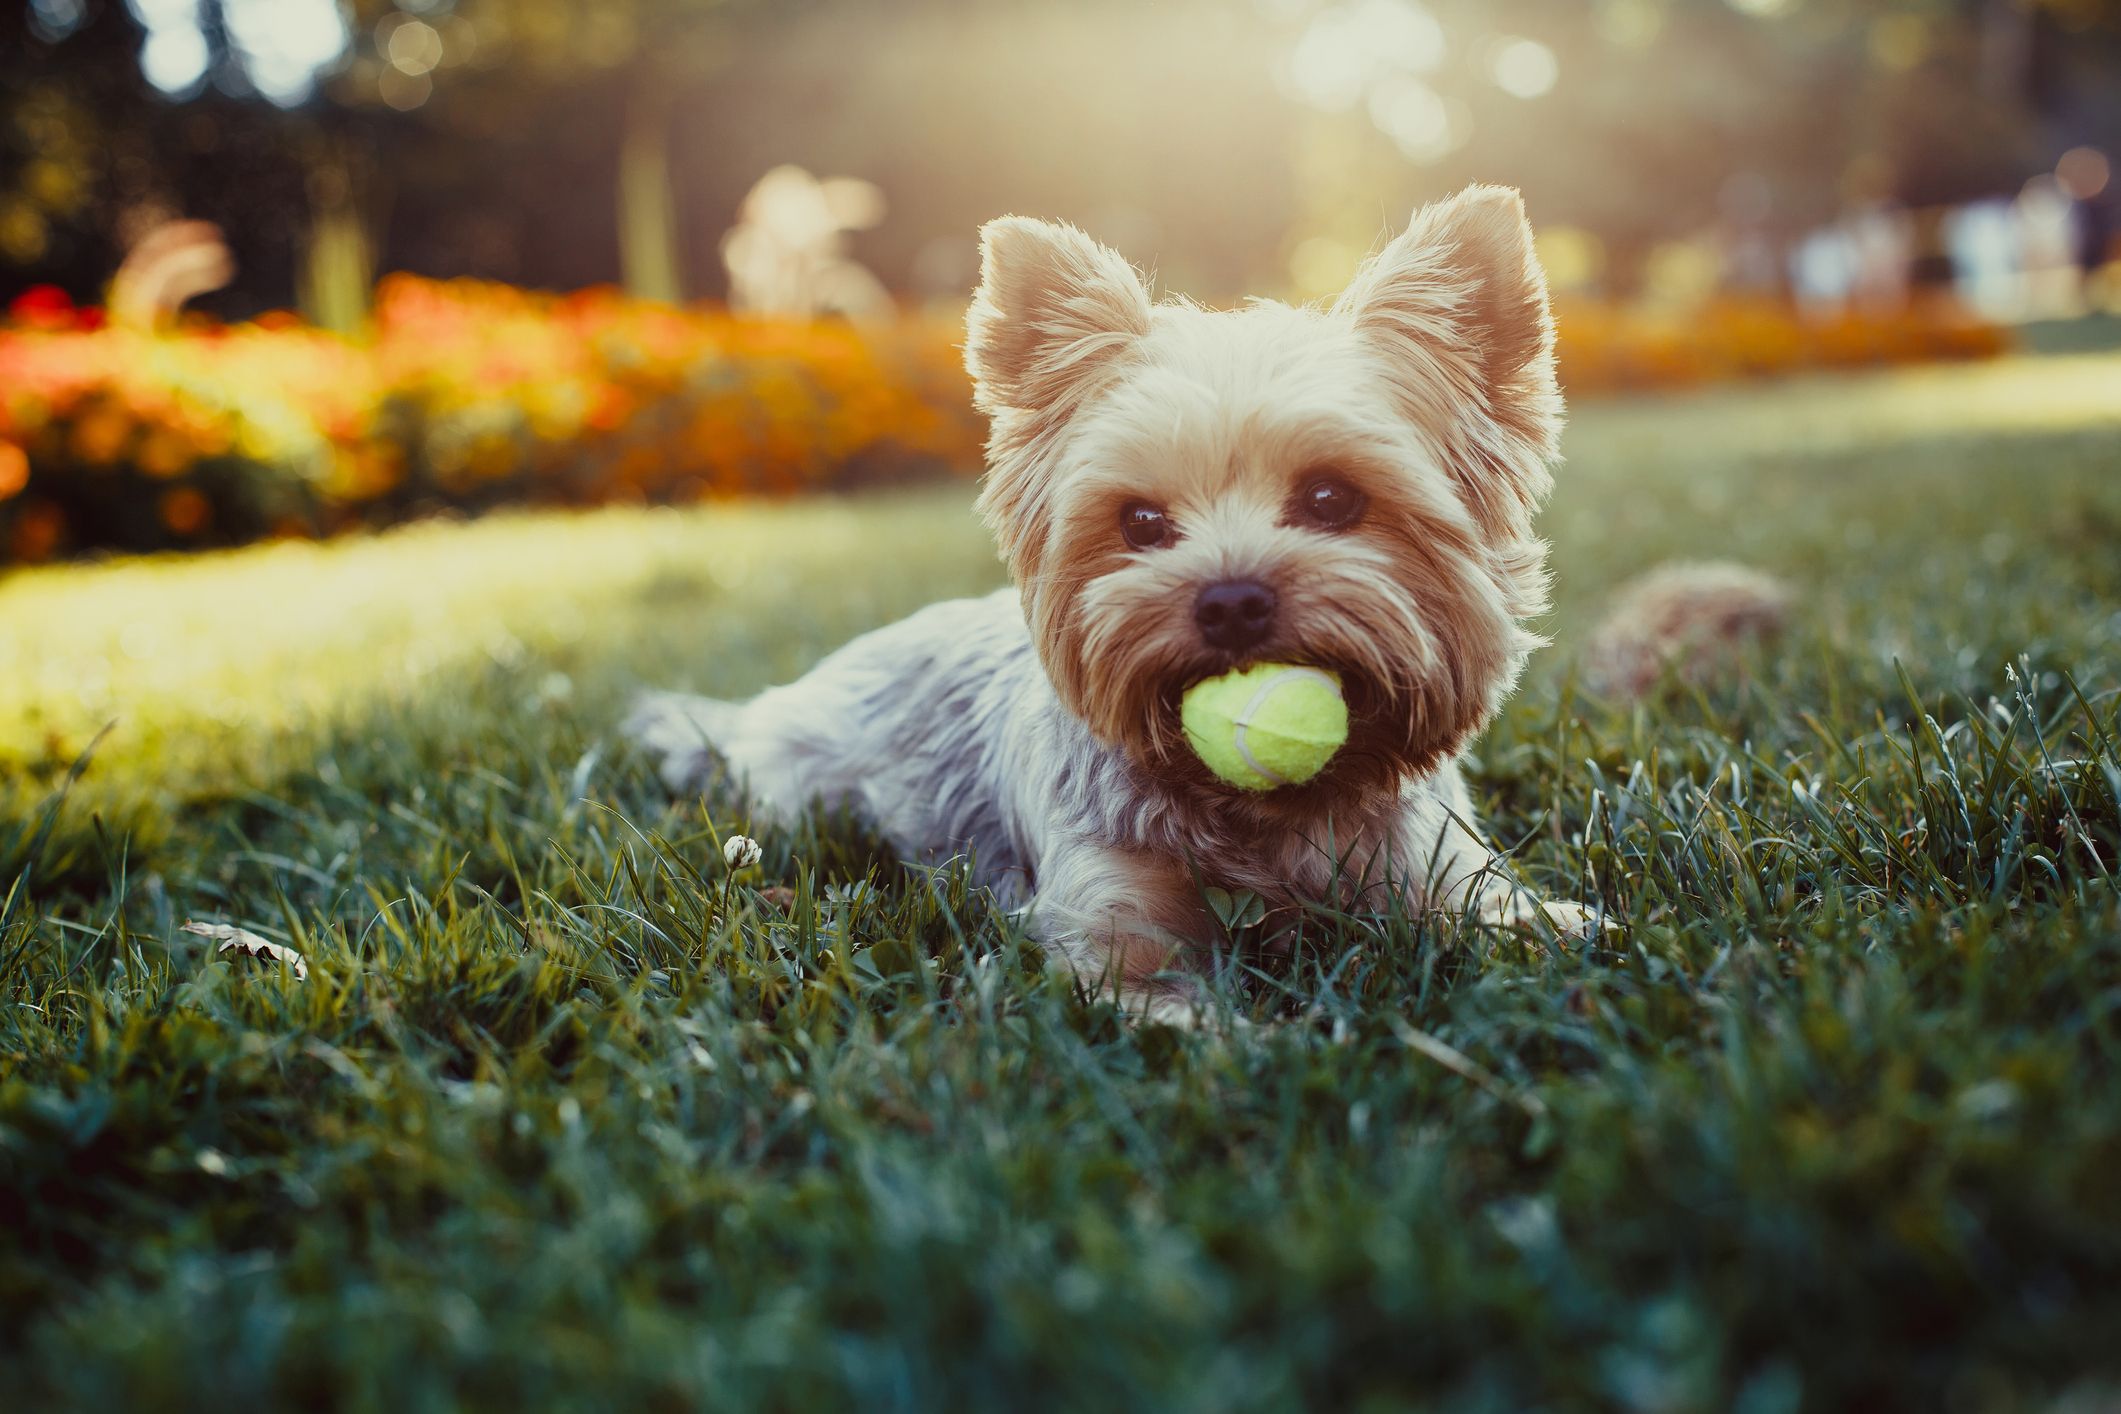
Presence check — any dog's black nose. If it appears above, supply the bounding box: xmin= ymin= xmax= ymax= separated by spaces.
xmin=1193 ymin=579 xmax=1278 ymax=652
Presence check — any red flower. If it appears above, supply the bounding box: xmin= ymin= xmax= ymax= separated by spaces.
xmin=9 ymin=285 xmax=82 ymax=330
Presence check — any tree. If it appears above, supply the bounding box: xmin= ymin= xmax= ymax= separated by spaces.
xmin=331 ymin=0 xmax=787 ymax=303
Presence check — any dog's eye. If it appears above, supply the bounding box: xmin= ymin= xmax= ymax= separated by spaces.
xmin=1119 ymin=501 xmax=1174 ymax=550
xmin=1299 ymin=477 xmax=1366 ymax=531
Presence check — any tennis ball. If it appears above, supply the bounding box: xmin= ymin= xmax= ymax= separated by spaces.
xmin=1180 ymin=663 xmax=1348 ymax=791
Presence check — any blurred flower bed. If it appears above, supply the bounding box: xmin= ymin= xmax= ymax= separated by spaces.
xmin=0 ymin=279 xmax=2005 ymax=563
xmin=1552 ymin=295 xmax=2008 ymax=393
xmin=0 ymin=276 xmax=983 ymax=563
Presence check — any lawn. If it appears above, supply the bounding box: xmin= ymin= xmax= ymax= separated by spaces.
xmin=4 ymin=350 xmax=2120 ymax=1411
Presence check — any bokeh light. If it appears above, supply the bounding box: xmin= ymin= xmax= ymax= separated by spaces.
xmin=128 ymin=0 xmax=345 ymax=103
xmin=1488 ymin=37 xmax=1558 ymax=98
xmin=2057 ymin=146 xmax=2111 ymax=201
xmin=129 ymin=0 xmax=209 ymax=95
xmin=1368 ymin=75 xmax=1459 ymax=161
xmin=1281 ymin=0 xmax=1447 ymax=111
xmin=381 ymin=15 xmax=445 ymax=78
xmin=223 ymin=0 xmax=347 ymax=104
xmin=28 ymin=0 xmax=87 ymax=43
xmin=379 ymin=64 xmax=433 ymax=111
xmin=1534 ymin=226 xmax=1605 ymax=292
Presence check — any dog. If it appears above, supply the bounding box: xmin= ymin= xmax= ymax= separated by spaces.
xmin=630 ymin=184 xmax=1598 ymax=1022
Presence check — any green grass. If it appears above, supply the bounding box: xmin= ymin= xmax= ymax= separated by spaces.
xmin=4 ymin=351 xmax=2121 ymax=1412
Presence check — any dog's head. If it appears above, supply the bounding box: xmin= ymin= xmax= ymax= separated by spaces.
xmin=964 ymin=186 xmax=1561 ymax=805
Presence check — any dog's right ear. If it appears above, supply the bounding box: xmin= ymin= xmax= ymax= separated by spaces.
xmin=965 ymin=217 xmax=1151 ymax=415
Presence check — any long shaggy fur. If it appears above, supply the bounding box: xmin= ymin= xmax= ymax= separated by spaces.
xmin=629 ymin=186 xmax=1598 ymax=1020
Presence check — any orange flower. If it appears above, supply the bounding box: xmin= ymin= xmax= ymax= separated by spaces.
xmin=9 ymin=498 xmax=65 ymax=561
xmin=135 ymin=425 xmax=195 ymax=479
xmin=0 ymin=441 xmax=27 ymax=500
xmin=69 ymin=403 xmax=133 ymax=464
xmin=158 ymin=486 xmax=211 ymax=535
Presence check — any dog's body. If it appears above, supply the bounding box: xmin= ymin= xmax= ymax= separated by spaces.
xmin=631 ymin=586 xmax=1519 ymax=949
xmin=632 ymin=185 xmax=1594 ymax=1018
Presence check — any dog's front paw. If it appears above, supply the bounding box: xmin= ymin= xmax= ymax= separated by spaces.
xmin=1480 ymin=892 xmax=1606 ymax=945
xmin=1128 ymin=988 xmax=1250 ymax=1034
xmin=1527 ymin=897 xmax=1606 ymax=944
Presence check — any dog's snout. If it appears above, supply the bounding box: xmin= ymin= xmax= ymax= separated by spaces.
xmin=1193 ymin=579 xmax=1278 ymax=652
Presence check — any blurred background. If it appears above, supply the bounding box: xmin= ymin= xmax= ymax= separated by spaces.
xmin=2 ymin=0 xmax=2118 ymax=561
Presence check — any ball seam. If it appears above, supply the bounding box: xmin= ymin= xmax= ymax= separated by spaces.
xmin=1230 ymin=666 xmax=1336 ymax=788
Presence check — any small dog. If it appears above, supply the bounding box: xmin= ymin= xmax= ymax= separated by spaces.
xmin=631 ymin=184 xmax=1596 ymax=1021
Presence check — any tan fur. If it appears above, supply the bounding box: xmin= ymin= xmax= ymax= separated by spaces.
xmin=965 ymin=187 xmax=1561 ymax=832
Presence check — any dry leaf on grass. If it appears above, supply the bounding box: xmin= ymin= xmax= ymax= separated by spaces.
xmin=182 ymin=921 xmax=309 ymax=981
xmin=1581 ymin=560 xmax=1793 ymax=700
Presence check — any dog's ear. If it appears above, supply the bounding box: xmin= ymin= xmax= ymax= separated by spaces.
xmin=965 ymin=217 xmax=1151 ymax=415
xmin=1334 ymin=185 xmax=1560 ymax=464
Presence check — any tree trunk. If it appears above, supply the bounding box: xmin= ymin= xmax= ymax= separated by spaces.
xmin=300 ymin=149 xmax=372 ymax=334
xmin=619 ymin=77 xmax=682 ymax=304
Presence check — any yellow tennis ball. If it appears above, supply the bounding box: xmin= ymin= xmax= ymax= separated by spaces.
xmin=1180 ymin=663 xmax=1348 ymax=791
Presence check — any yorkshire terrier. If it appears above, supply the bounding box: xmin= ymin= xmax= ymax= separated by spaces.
xmin=629 ymin=184 xmax=1597 ymax=1021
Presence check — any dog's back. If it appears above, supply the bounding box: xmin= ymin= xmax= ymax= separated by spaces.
xmin=628 ymin=587 xmax=1050 ymax=898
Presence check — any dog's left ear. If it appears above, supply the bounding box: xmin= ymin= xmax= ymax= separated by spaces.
xmin=1335 ymin=186 xmax=1561 ymax=469
xmin=965 ymin=216 xmax=1152 ymax=416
